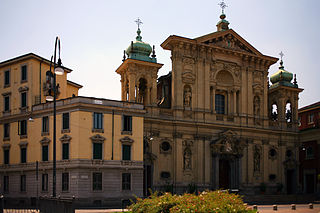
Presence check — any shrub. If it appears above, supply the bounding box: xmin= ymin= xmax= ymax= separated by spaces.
xmin=129 ymin=190 xmax=256 ymax=213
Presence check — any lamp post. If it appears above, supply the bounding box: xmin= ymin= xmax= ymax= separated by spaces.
xmin=46 ymin=36 xmax=64 ymax=198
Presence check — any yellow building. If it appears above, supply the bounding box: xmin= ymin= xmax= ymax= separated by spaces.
xmin=0 ymin=53 xmax=145 ymax=207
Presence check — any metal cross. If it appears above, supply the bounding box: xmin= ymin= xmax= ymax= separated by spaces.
xmin=135 ymin=18 xmax=143 ymax=29
xmin=279 ymin=51 xmax=284 ymax=61
xmin=218 ymin=0 xmax=228 ymax=13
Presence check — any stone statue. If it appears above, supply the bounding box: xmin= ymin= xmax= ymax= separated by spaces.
xmin=184 ymin=148 xmax=192 ymax=170
xmin=254 ymin=146 xmax=261 ymax=172
xmin=254 ymin=96 xmax=260 ymax=116
xmin=184 ymin=86 xmax=192 ymax=107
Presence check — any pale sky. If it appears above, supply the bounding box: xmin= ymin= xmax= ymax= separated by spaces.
xmin=1 ymin=0 xmax=319 ymax=108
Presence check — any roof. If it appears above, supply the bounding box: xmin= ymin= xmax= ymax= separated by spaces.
xmin=299 ymin=101 xmax=320 ymax=113
xmin=0 ymin=53 xmax=73 ymax=73
xmin=67 ymin=80 xmax=83 ymax=88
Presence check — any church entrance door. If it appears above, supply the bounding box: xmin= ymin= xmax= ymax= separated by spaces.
xmin=219 ymin=159 xmax=231 ymax=189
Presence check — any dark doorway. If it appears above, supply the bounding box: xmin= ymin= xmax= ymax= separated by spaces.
xmin=143 ymin=165 xmax=152 ymax=196
xmin=306 ymin=174 xmax=315 ymax=194
xmin=286 ymin=169 xmax=295 ymax=194
xmin=219 ymin=159 xmax=230 ymax=189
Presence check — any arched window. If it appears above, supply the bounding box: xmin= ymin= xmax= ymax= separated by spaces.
xmin=271 ymin=103 xmax=278 ymax=121
xmin=138 ymin=78 xmax=147 ymax=104
xmin=285 ymin=101 xmax=292 ymax=123
xmin=215 ymin=94 xmax=225 ymax=114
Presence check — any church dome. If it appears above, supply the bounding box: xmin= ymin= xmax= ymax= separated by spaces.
xmin=125 ymin=28 xmax=156 ymax=63
xmin=270 ymin=59 xmax=297 ymax=88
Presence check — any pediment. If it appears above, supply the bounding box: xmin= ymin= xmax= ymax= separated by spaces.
xmin=90 ymin=134 xmax=105 ymax=142
xmin=40 ymin=137 xmax=51 ymax=144
xmin=60 ymin=134 xmax=72 ymax=142
xmin=182 ymin=71 xmax=196 ymax=84
xmin=120 ymin=136 xmax=134 ymax=144
xmin=195 ymin=29 xmax=262 ymax=56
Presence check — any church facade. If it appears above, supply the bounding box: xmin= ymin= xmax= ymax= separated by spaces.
xmin=116 ymin=12 xmax=303 ymax=195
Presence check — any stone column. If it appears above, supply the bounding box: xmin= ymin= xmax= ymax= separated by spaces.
xmin=227 ymin=90 xmax=231 ymax=115
xmin=233 ymin=89 xmax=237 ymax=115
xmin=212 ymin=87 xmax=216 ymax=113
xmin=128 ymin=73 xmax=136 ymax=102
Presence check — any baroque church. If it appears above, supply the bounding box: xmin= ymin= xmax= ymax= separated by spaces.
xmin=116 ymin=8 xmax=303 ymax=195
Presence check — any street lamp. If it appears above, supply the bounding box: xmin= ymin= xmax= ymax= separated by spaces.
xmin=46 ymin=36 xmax=64 ymax=198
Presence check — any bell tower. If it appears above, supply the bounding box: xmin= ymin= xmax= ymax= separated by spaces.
xmin=116 ymin=19 xmax=163 ymax=106
xmin=268 ymin=52 xmax=303 ymax=130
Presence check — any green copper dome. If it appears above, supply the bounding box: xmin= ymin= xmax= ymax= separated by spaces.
xmin=125 ymin=28 xmax=157 ymax=63
xmin=270 ymin=60 xmax=297 ymax=88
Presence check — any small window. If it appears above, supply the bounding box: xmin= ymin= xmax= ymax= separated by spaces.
xmin=161 ymin=142 xmax=171 ymax=152
xmin=298 ymin=116 xmax=301 ymax=126
xmin=4 ymin=96 xmax=10 ymax=112
xmin=306 ymin=147 xmax=314 ymax=159
xmin=62 ymin=113 xmax=70 ymax=130
xmin=42 ymin=116 xmax=49 ymax=133
xmin=4 ymin=123 xmax=10 ymax=138
xmin=4 ymin=70 xmax=10 ymax=86
xmin=215 ymin=94 xmax=225 ymax=114
xmin=160 ymin=171 xmax=171 ymax=179
xmin=21 ymin=147 xmax=27 ymax=163
xmin=93 ymin=143 xmax=102 ymax=160
xmin=62 ymin=172 xmax=69 ymax=191
xmin=269 ymin=174 xmax=276 ymax=181
xmin=4 ymin=149 xmax=9 ymax=164
xmin=42 ymin=145 xmax=48 ymax=161
xmin=21 ymin=65 xmax=27 ymax=81
xmin=42 ymin=174 xmax=48 ymax=191
xmin=122 ymin=145 xmax=131 ymax=161
xmin=20 ymin=175 xmax=26 ymax=192
xmin=122 ymin=173 xmax=131 ymax=190
xmin=62 ymin=143 xmax=69 ymax=160
xmin=93 ymin=112 xmax=103 ymax=130
xmin=122 ymin=115 xmax=132 ymax=132
xmin=308 ymin=114 xmax=314 ymax=124
xmin=18 ymin=120 xmax=27 ymax=136
xmin=92 ymin=172 xmax=102 ymax=191
xmin=3 ymin=176 xmax=9 ymax=193
xmin=286 ymin=150 xmax=293 ymax=158
xmin=269 ymin=148 xmax=277 ymax=157
xmin=21 ymin=92 xmax=27 ymax=108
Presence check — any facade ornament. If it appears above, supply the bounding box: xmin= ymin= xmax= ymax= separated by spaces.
xmin=253 ymin=145 xmax=261 ymax=172
xmin=253 ymin=95 xmax=261 ymax=117
xmin=183 ymin=86 xmax=192 ymax=107
xmin=183 ymin=147 xmax=192 ymax=170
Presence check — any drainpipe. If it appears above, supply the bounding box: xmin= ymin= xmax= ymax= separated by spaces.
xmin=111 ymin=110 xmax=114 ymax=160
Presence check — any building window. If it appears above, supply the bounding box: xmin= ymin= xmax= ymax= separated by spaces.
xmin=4 ymin=149 xmax=9 ymax=164
xmin=3 ymin=176 xmax=9 ymax=193
xmin=62 ymin=113 xmax=70 ymax=130
xmin=122 ymin=115 xmax=132 ymax=132
xmin=42 ymin=145 xmax=49 ymax=161
xmin=21 ymin=147 xmax=27 ymax=163
xmin=18 ymin=120 xmax=27 ymax=136
xmin=62 ymin=143 xmax=69 ymax=160
xmin=92 ymin=172 xmax=102 ymax=191
xmin=306 ymin=147 xmax=314 ymax=159
xmin=42 ymin=174 xmax=48 ymax=191
xmin=215 ymin=94 xmax=225 ymax=114
xmin=93 ymin=143 xmax=102 ymax=160
xmin=62 ymin=172 xmax=69 ymax=191
xmin=122 ymin=145 xmax=131 ymax=161
xmin=42 ymin=116 xmax=49 ymax=133
xmin=4 ymin=96 xmax=10 ymax=112
xmin=21 ymin=65 xmax=27 ymax=81
xmin=122 ymin=173 xmax=131 ymax=190
xmin=4 ymin=70 xmax=10 ymax=86
xmin=21 ymin=92 xmax=27 ymax=108
xmin=308 ymin=114 xmax=314 ymax=124
xmin=93 ymin=112 xmax=103 ymax=130
xmin=20 ymin=175 xmax=26 ymax=192
xmin=3 ymin=123 xmax=10 ymax=139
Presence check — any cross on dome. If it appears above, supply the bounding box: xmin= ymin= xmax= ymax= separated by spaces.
xmin=135 ymin=18 xmax=143 ymax=29
xmin=218 ymin=0 xmax=228 ymax=14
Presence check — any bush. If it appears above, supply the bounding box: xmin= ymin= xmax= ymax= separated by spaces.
xmin=128 ymin=190 xmax=256 ymax=213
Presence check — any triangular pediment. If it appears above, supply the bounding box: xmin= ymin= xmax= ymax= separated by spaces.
xmin=195 ymin=29 xmax=262 ymax=56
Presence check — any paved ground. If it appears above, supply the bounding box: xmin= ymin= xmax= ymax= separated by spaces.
xmin=75 ymin=204 xmax=320 ymax=213
xmin=250 ymin=204 xmax=320 ymax=213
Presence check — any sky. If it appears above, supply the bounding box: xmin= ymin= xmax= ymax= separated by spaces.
xmin=0 ymin=0 xmax=319 ymax=108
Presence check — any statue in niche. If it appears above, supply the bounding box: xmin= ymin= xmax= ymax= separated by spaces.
xmin=254 ymin=146 xmax=261 ymax=172
xmin=183 ymin=148 xmax=192 ymax=170
xmin=184 ymin=86 xmax=192 ymax=107
xmin=254 ymin=96 xmax=260 ymax=116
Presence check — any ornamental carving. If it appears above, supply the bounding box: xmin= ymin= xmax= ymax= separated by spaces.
xmin=182 ymin=139 xmax=193 ymax=171
xmin=253 ymin=145 xmax=262 ymax=172
xmin=182 ymin=72 xmax=196 ymax=84
xmin=210 ymin=130 xmax=245 ymax=156
xmin=60 ymin=134 xmax=72 ymax=143
xmin=90 ymin=134 xmax=105 ymax=143
xmin=120 ymin=136 xmax=134 ymax=144
xmin=40 ymin=137 xmax=51 ymax=145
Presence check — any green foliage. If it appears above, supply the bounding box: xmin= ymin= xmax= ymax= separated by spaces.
xmin=128 ymin=190 xmax=256 ymax=213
